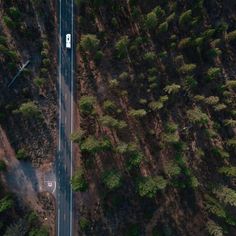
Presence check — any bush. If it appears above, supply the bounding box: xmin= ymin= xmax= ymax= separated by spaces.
xmin=207 ymin=67 xmax=221 ymax=80
xmin=80 ymin=136 xmax=112 ymax=154
xmin=143 ymin=51 xmax=156 ymax=62
xmin=3 ymin=16 xmax=16 ymax=29
xmin=79 ymin=96 xmax=96 ymax=115
xmin=137 ymin=176 xmax=167 ymax=198
xmin=0 ymin=196 xmax=14 ymax=213
xmin=129 ymin=109 xmax=147 ymax=118
xmin=164 ymin=83 xmax=181 ymax=94
xmin=70 ymin=130 xmax=85 ymax=144
xmin=80 ymin=34 xmax=100 ymax=53
xmin=15 ymin=101 xmax=41 ymax=119
xmin=115 ymin=36 xmax=129 ymax=58
xmin=16 ymin=148 xmax=28 ymax=160
xmin=71 ymin=169 xmax=88 ymax=192
xmin=207 ymin=220 xmax=223 ymax=236
xmin=103 ymin=100 xmax=117 ymax=113
xmin=187 ymin=107 xmax=209 ymax=125
xmin=179 ymin=63 xmax=197 ymax=74
xmin=145 ymin=12 xmax=158 ymax=30
xmin=179 ymin=10 xmax=192 ymax=28
xmin=102 ymin=170 xmax=122 ymax=190
xmin=99 ymin=115 xmax=127 ymax=129
xmin=79 ymin=217 xmax=90 ymax=231
xmin=33 ymin=77 xmax=45 ymax=87
xmin=227 ymin=30 xmax=236 ymax=42
xmin=158 ymin=21 xmax=168 ymax=33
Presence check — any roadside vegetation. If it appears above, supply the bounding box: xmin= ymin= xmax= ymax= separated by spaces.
xmin=0 ymin=0 xmax=56 ymax=234
xmin=73 ymin=0 xmax=236 ymax=235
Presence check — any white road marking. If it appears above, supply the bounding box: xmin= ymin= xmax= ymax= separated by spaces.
xmin=65 ymin=116 xmax=67 ymax=124
xmin=70 ymin=1 xmax=74 ymax=236
xmin=58 ymin=0 xmax=62 ymax=234
xmin=65 ymin=93 xmax=67 ymax=101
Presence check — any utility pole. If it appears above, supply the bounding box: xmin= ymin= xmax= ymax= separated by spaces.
xmin=8 ymin=60 xmax=30 ymax=88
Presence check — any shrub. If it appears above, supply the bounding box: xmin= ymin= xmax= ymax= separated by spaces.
xmin=207 ymin=67 xmax=221 ymax=80
xmin=145 ymin=12 xmax=158 ymax=30
xmin=71 ymin=169 xmax=88 ymax=192
xmin=164 ymin=83 xmax=181 ymax=94
xmin=3 ymin=16 xmax=16 ymax=29
xmin=102 ymin=170 xmax=122 ymax=190
xmin=70 ymin=130 xmax=85 ymax=144
xmin=179 ymin=63 xmax=197 ymax=74
xmin=207 ymin=220 xmax=223 ymax=236
xmin=8 ymin=7 xmax=21 ymax=20
xmin=33 ymin=77 xmax=45 ymax=87
xmin=103 ymin=100 xmax=117 ymax=113
xmin=79 ymin=96 xmax=96 ymax=115
xmin=143 ymin=51 xmax=156 ymax=62
xmin=16 ymin=148 xmax=28 ymax=160
xmin=158 ymin=21 xmax=168 ymax=33
xmin=164 ymin=161 xmax=181 ymax=177
xmin=115 ymin=36 xmax=129 ymax=58
xmin=218 ymin=166 xmax=236 ymax=177
xmin=129 ymin=109 xmax=147 ymax=118
xmin=187 ymin=107 xmax=209 ymax=125
xmin=179 ymin=10 xmax=192 ymax=28
xmin=137 ymin=176 xmax=167 ymax=198
xmin=204 ymin=96 xmax=219 ymax=105
xmin=79 ymin=217 xmax=90 ymax=231
xmin=80 ymin=34 xmax=100 ymax=53
xmin=227 ymin=30 xmax=236 ymax=42
xmin=214 ymin=186 xmax=236 ymax=207
xmin=178 ymin=37 xmax=192 ymax=49
xmin=80 ymin=136 xmax=111 ymax=154
xmin=99 ymin=115 xmax=127 ymax=129
xmin=15 ymin=101 xmax=41 ymax=119
xmin=0 ymin=196 xmax=14 ymax=213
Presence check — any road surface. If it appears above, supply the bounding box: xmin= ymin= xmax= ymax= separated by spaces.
xmin=56 ymin=0 xmax=74 ymax=235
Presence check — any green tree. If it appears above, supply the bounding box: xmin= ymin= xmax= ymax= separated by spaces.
xmin=164 ymin=83 xmax=181 ymax=94
xmin=80 ymin=136 xmax=111 ymax=154
xmin=71 ymin=168 xmax=88 ymax=192
xmin=70 ymin=130 xmax=85 ymax=144
xmin=207 ymin=220 xmax=223 ymax=236
xmin=207 ymin=67 xmax=221 ymax=80
xmin=80 ymin=34 xmax=100 ymax=53
xmin=179 ymin=63 xmax=197 ymax=74
xmin=164 ymin=161 xmax=181 ymax=177
xmin=79 ymin=96 xmax=96 ymax=115
xmin=129 ymin=109 xmax=147 ymax=118
xmin=218 ymin=166 xmax=236 ymax=177
xmin=145 ymin=12 xmax=158 ymax=30
xmin=187 ymin=107 xmax=209 ymax=125
xmin=115 ymin=36 xmax=129 ymax=58
xmin=15 ymin=101 xmax=41 ymax=119
xmin=214 ymin=186 xmax=236 ymax=207
xmin=158 ymin=21 xmax=168 ymax=33
xmin=227 ymin=30 xmax=236 ymax=42
xmin=16 ymin=148 xmax=28 ymax=160
xmin=102 ymin=170 xmax=122 ymax=190
xmin=99 ymin=115 xmax=127 ymax=129
xmin=79 ymin=217 xmax=90 ymax=231
xmin=0 ymin=196 xmax=14 ymax=213
xmin=179 ymin=10 xmax=192 ymax=28
xmin=137 ymin=176 xmax=167 ymax=198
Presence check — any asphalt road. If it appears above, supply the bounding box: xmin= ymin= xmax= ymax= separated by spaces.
xmin=56 ymin=0 xmax=74 ymax=235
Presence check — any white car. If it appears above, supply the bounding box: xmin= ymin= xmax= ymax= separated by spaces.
xmin=66 ymin=34 xmax=71 ymax=48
